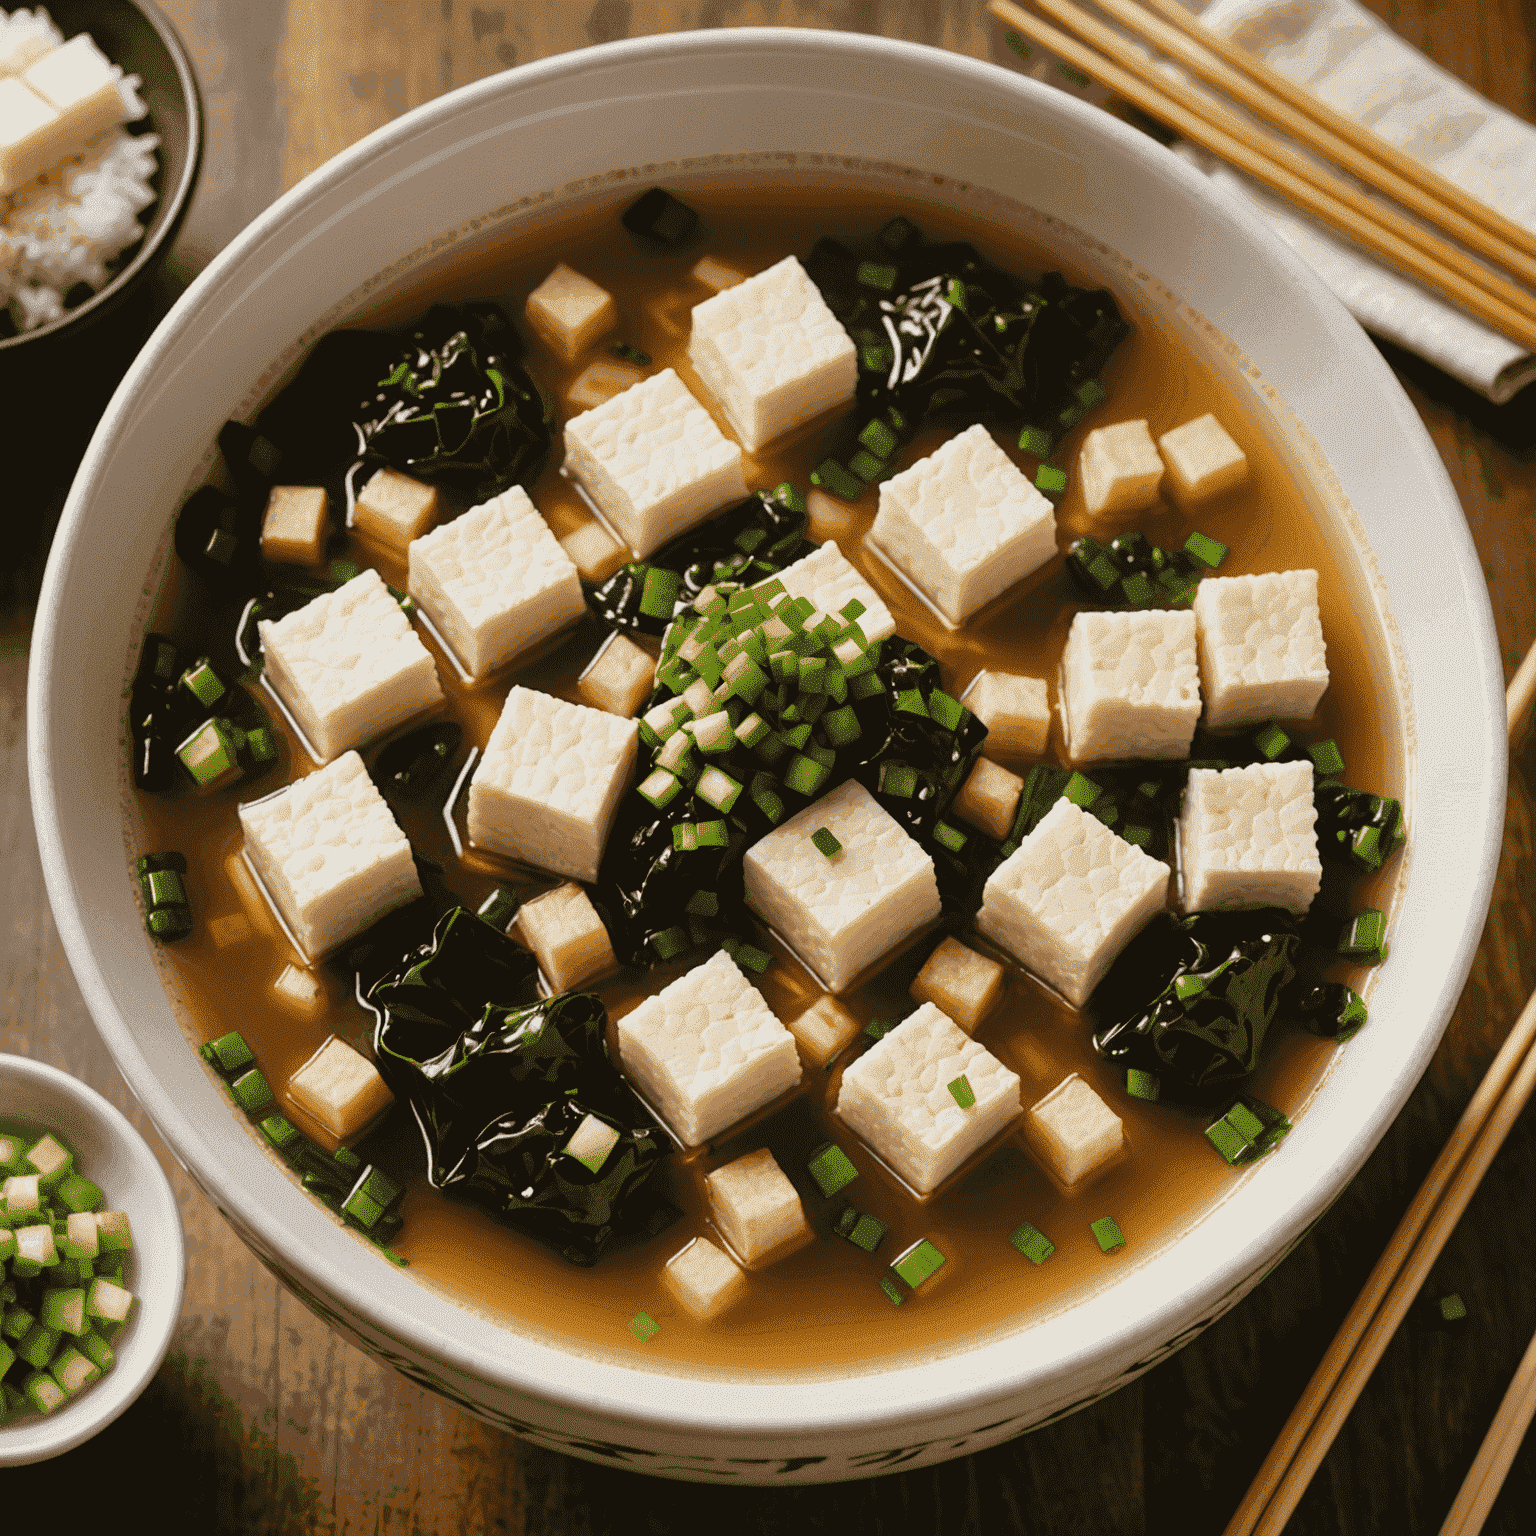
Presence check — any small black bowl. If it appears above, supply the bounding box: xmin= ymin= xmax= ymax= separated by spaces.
xmin=0 ymin=0 xmax=202 ymax=362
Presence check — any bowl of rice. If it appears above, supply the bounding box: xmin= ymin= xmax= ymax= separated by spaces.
xmin=0 ymin=0 xmax=200 ymax=355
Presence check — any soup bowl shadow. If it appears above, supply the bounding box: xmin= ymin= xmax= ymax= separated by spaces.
xmin=27 ymin=30 xmax=1504 ymax=1482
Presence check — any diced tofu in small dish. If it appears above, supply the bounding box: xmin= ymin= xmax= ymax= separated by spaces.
xmin=239 ymin=750 xmax=421 ymax=960
xmin=1079 ymin=419 xmax=1164 ymax=519
xmin=664 ymin=1235 xmax=747 ymax=1319
xmin=287 ymin=1035 xmax=396 ymax=1142
xmin=1157 ymin=413 xmax=1248 ymax=505
xmin=976 ymin=798 xmax=1170 ymax=1008
xmin=22 ymin=34 xmax=131 ymax=151
xmin=258 ymin=567 xmax=444 ymax=761
xmin=260 ymin=485 xmax=329 ymax=567
xmin=910 ymin=937 xmax=1005 ymax=1035
xmin=1193 ymin=570 xmax=1329 ymax=727
xmin=1022 ymin=1073 xmax=1123 ymax=1187
xmin=759 ymin=540 xmax=895 ymax=642
xmin=352 ymin=467 xmax=441 ymax=550
xmin=578 ymin=633 xmax=656 ymax=718
xmin=961 ymin=670 xmax=1051 ymax=759
xmin=516 ymin=882 xmax=618 ymax=992
xmin=688 ymin=254 xmax=857 ymax=451
xmin=562 ymin=367 xmax=745 ymax=558
xmin=408 ymin=486 xmax=584 ymax=680
xmin=704 ymin=1147 xmax=813 ymax=1267
xmin=1059 ymin=608 xmax=1201 ymax=763
xmin=742 ymin=779 xmax=941 ymax=993
xmin=836 ymin=1001 xmax=1021 ymax=1195
xmin=523 ymin=263 xmax=616 ymax=361
xmin=1179 ymin=761 xmax=1322 ymax=913
xmin=871 ymin=424 xmax=1057 ymax=625
xmin=616 ymin=950 xmax=802 ymax=1148
xmin=467 ymin=686 xmax=638 ymax=882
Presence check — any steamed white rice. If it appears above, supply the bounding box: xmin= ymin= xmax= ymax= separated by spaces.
xmin=0 ymin=7 xmax=159 ymax=333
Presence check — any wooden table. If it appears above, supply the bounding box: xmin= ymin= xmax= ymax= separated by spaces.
xmin=4 ymin=2 xmax=1533 ymax=1529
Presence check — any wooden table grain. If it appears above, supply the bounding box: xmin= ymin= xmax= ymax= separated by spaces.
xmin=4 ymin=2 xmax=1534 ymax=1530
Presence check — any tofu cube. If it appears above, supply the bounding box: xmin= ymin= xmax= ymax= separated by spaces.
xmin=259 ymin=568 xmax=443 ymax=761
xmin=1079 ymin=419 xmax=1165 ymax=519
xmin=287 ymin=1036 xmax=395 ymax=1142
xmin=910 ymin=937 xmax=1005 ymax=1034
xmin=664 ymin=1236 xmax=747 ymax=1319
xmin=871 ymin=424 xmax=1057 ymax=624
xmin=516 ymin=882 xmax=618 ymax=992
xmin=962 ymin=670 xmax=1051 ymax=759
xmin=563 ymin=1113 xmax=620 ymax=1172
xmin=0 ymin=10 xmax=59 ymax=76
xmin=273 ymin=963 xmax=324 ymax=1015
xmin=408 ymin=486 xmax=584 ymax=678
xmin=579 ymin=633 xmax=656 ymax=718
xmin=687 ymin=255 xmax=857 ymax=450
xmin=467 ymin=686 xmax=638 ymax=882
xmin=524 ymin=262 xmax=616 ymax=361
xmin=0 ymin=76 xmax=63 ymax=193
xmin=353 ymin=467 xmax=441 ymax=550
xmin=1059 ymin=608 xmax=1201 ymax=763
xmin=239 ymin=750 xmax=421 ymax=959
xmin=616 ymin=950 xmax=802 ymax=1147
xmin=562 ymin=368 xmax=745 ymax=558
xmin=754 ymin=539 xmax=895 ymax=642
xmin=742 ymin=779 xmax=941 ymax=992
xmin=21 ymin=34 xmax=130 ymax=149
xmin=836 ymin=1001 xmax=1021 ymax=1195
xmin=953 ymin=756 xmax=1024 ymax=841
xmin=560 ymin=519 xmax=627 ymax=581
xmin=704 ymin=1147 xmax=812 ymax=1266
xmin=1193 ymin=570 xmax=1329 ymax=727
xmin=1157 ymin=413 xmax=1249 ymax=505
xmin=690 ymin=255 xmax=746 ymax=291
xmin=1180 ymin=761 xmax=1322 ymax=913
xmin=976 ymin=798 xmax=1170 ymax=1008
xmin=1022 ymin=1073 xmax=1124 ymax=1186
xmin=786 ymin=994 xmax=861 ymax=1069
xmin=261 ymin=485 xmax=329 ymax=567
xmin=565 ymin=358 xmax=647 ymax=413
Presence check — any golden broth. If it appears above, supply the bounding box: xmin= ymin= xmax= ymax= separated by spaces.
xmin=133 ymin=187 xmax=1400 ymax=1372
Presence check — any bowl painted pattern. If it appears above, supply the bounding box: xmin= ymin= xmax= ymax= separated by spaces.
xmin=29 ymin=32 xmax=1504 ymax=1482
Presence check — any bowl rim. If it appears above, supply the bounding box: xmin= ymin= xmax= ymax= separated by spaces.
xmin=0 ymin=1052 xmax=186 ymax=1465
xmin=0 ymin=0 xmax=204 ymax=354
xmin=28 ymin=26 xmax=1505 ymax=1448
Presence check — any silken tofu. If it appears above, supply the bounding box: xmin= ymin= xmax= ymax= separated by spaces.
xmin=616 ymin=949 xmax=802 ymax=1147
xmin=871 ymin=424 xmax=1057 ymax=624
xmin=238 ymin=751 xmax=421 ymax=960
xmin=466 ymin=686 xmax=638 ymax=882
xmin=664 ymin=1236 xmax=747 ymax=1319
xmin=687 ymin=254 xmax=857 ymax=451
xmin=407 ymin=485 xmax=584 ymax=678
xmin=754 ymin=539 xmax=895 ymax=642
xmin=742 ymin=779 xmax=941 ymax=992
xmin=561 ymin=367 xmax=745 ymax=558
xmin=1193 ymin=570 xmax=1329 ymax=727
xmin=836 ymin=1001 xmax=1021 ymax=1195
xmin=1179 ymin=761 xmax=1322 ymax=913
xmin=258 ymin=568 xmax=443 ymax=762
xmin=1022 ymin=1073 xmax=1123 ymax=1187
xmin=1058 ymin=608 xmax=1201 ymax=763
xmin=704 ymin=1148 xmax=812 ymax=1266
xmin=523 ymin=262 xmax=616 ymax=361
xmin=976 ymin=797 xmax=1169 ymax=1008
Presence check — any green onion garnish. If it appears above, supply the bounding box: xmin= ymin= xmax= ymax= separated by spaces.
xmin=1009 ymin=1222 xmax=1055 ymax=1265
xmin=880 ymin=763 xmax=918 ymax=798
xmin=847 ymin=1214 xmax=887 ymax=1253
xmin=1183 ymin=530 xmax=1229 ymax=567
xmin=1307 ymin=738 xmax=1346 ymax=777
xmin=1125 ymin=1069 xmax=1161 ymax=1102
xmin=1019 ymin=424 xmax=1054 ymax=457
xmin=879 ymin=1276 xmax=905 ymax=1307
xmin=1439 ymin=1293 xmax=1467 ymax=1322
xmin=863 ymin=1018 xmax=896 ymax=1043
xmin=807 ymin=1141 xmax=859 ymax=1198
xmin=650 ymin=927 xmax=690 ymax=961
xmin=1253 ymin=721 xmax=1291 ymax=760
xmin=1064 ymin=771 xmax=1102 ymax=809
xmin=947 ymin=1075 xmax=975 ymax=1109
xmin=934 ymin=821 xmax=967 ymax=854
xmin=890 ymin=1238 xmax=946 ymax=1289
xmin=1339 ymin=909 xmax=1389 ymax=964
xmin=856 ymin=260 xmax=897 ymax=290
xmin=627 ymin=1311 xmax=660 ymax=1342
xmin=1121 ymin=572 xmax=1154 ymax=606
xmin=1035 ymin=465 xmax=1068 ymax=494
xmin=811 ymin=827 xmax=842 ymax=858
xmin=1076 ymin=378 xmax=1108 ymax=409
xmin=229 ymin=1068 xmax=274 ymax=1117
xmin=1090 ymin=1216 xmax=1126 ymax=1254
xmin=811 ymin=458 xmax=865 ymax=500
xmin=202 ymin=1030 xmax=254 ymax=1075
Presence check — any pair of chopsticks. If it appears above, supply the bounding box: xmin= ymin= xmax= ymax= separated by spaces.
xmin=987 ymin=0 xmax=1536 ymax=354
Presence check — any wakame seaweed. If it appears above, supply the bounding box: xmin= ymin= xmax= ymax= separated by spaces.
xmin=1090 ymin=911 xmax=1301 ymax=1102
xmin=803 ymin=216 xmax=1129 ymax=494
xmin=367 ymin=908 xmax=673 ymax=1266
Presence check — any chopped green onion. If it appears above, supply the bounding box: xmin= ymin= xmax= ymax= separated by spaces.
xmin=1035 ymin=465 xmax=1068 ymax=494
xmin=890 ymin=1238 xmax=946 ymax=1289
xmin=1090 ymin=1216 xmax=1126 ymax=1254
xmin=1174 ymin=973 xmax=1207 ymax=1002
xmin=230 ymin=1068 xmax=274 ymax=1117
xmin=933 ymin=821 xmax=967 ymax=854
xmin=783 ymin=753 xmax=830 ymax=798
xmin=1307 ymin=739 xmax=1346 ymax=777
xmin=1125 ymin=1069 xmax=1161 ymax=1102
xmin=857 ymin=419 xmax=897 ymax=458
xmin=1122 ymin=823 xmax=1152 ymax=848
xmin=1009 ymin=1222 xmax=1055 ymax=1266
xmin=637 ymin=768 xmax=684 ymax=808
xmin=821 ymin=704 xmax=863 ymax=747
xmin=807 ymin=1141 xmax=859 ymax=1198
xmin=1121 ymin=572 xmax=1154 ymax=605
xmin=811 ymin=827 xmax=842 ymax=858
xmin=723 ymin=939 xmax=771 ymax=975
xmin=1076 ymin=378 xmax=1108 ymax=409
xmin=880 ymin=763 xmax=918 ymax=799
xmin=1064 ymin=771 xmax=1102 ymax=808
xmin=696 ymin=767 xmax=742 ymax=813
xmin=947 ymin=1075 xmax=975 ymax=1109
xmin=1439 ymin=1293 xmax=1467 ymax=1322
xmin=627 ymin=1311 xmax=660 ymax=1342
xmin=849 ymin=671 xmax=885 ymax=701
xmin=847 ymin=1214 xmax=887 ymax=1253
xmin=1225 ymin=1102 xmax=1266 ymax=1142
xmin=856 ymin=261 xmax=897 ymax=290
xmin=1183 ymin=531 xmax=1228 ymax=567
xmin=1205 ymin=1117 xmax=1251 ymax=1165
xmin=1339 ymin=909 xmax=1389 ymax=964
xmin=863 ymin=1018 xmax=896 ymax=1043
xmin=639 ymin=565 xmax=681 ymax=619
xmin=684 ymin=890 xmax=719 ymax=917
xmin=811 ymin=457 xmax=865 ymax=500
xmin=650 ymin=927 xmax=690 ymax=961
xmin=879 ymin=1276 xmax=905 ymax=1307
xmin=1253 ymin=721 xmax=1291 ymax=760
xmin=1019 ymin=424 xmax=1054 ymax=456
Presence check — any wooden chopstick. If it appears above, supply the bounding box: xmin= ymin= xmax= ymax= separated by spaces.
xmin=1073 ymin=0 xmax=1536 ymax=295
xmin=987 ymin=0 xmax=1536 ymax=350
xmin=1135 ymin=0 xmax=1536 ymax=277
xmin=1507 ymin=639 xmax=1536 ymax=737
xmin=1439 ymin=1323 xmax=1536 ymax=1535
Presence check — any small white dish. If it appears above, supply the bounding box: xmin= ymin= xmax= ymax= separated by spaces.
xmin=0 ymin=1054 xmax=185 ymax=1466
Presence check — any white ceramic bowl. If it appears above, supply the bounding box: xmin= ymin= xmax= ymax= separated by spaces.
xmin=0 ymin=1055 xmax=185 ymax=1466
xmin=29 ymin=31 xmax=1504 ymax=1482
